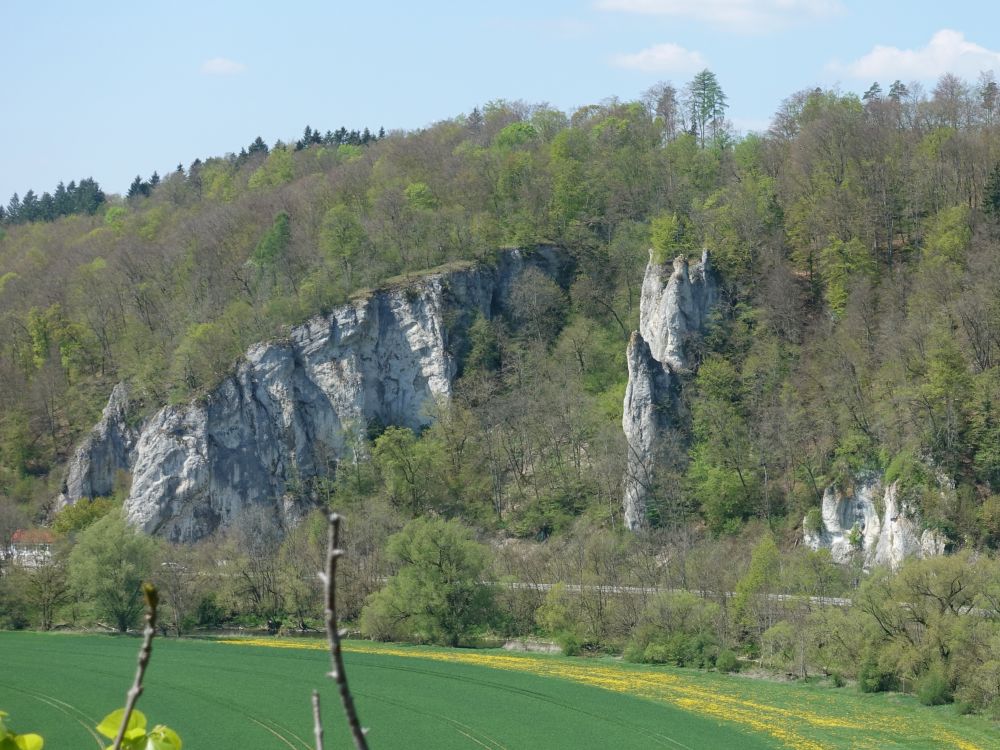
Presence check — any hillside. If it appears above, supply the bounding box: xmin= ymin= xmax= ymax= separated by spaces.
xmin=4 ymin=78 xmax=1000 ymax=547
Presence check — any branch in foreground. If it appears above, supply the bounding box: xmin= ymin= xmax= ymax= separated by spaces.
xmin=321 ymin=512 xmax=368 ymax=749
xmin=312 ymin=690 xmax=324 ymax=750
xmin=112 ymin=583 xmax=158 ymax=750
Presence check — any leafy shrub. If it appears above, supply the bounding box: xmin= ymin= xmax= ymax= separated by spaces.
xmin=916 ymin=664 xmax=953 ymax=706
xmin=804 ymin=507 xmax=824 ymax=537
xmin=858 ymin=651 xmax=897 ymax=693
xmin=556 ymin=631 xmax=582 ymax=656
xmin=716 ymin=649 xmax=740 ymax=673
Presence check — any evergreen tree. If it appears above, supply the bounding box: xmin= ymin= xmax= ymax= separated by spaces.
xmin=888 ymin=79 xmax=909 ymax=102
xmin=863 ymin=82 xmax=883 ymax=102
xmin=38 ymin=192 xmax=55 ymax=221
xmin=74 ymin=178 xmax=105 ymax=214
xmin=684 ymin=69 xmax=728 ymax=147
xmin=53 ymin=181 xmax=70 ymax=217
xmin=6 ymin=193 xmax=21 ymax=223
xmin=149 ymin=171 xmax=160 ymax=188
xmin=127 ymin=175 xmax=145 ymax=200
xmin=248 ymin=136 xmax=269 ymax=156
xmin=20 ymin=190 xmax=38 ymax=222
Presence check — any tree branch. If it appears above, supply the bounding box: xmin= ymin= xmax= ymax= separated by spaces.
xmin=322 ymin=512 xmax=368 ymax=749
xmin=312 ymin=690 xmax=324 ymax=750
xmin=112 ymin=583 xmax=158 ymax=750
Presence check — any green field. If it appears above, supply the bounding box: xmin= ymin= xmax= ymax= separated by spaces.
xmin=1 ymin=633 xmax=997 ymax=749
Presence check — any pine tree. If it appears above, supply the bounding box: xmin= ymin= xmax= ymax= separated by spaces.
xmin=38 ymin=192 xmax=55 ymax=221
xmin=684 ymin=69 xmax=727 ymax=147
xmin=888 ymin=80 xmax=909 ymax=102
xmin=248 ymin=136 xmax=269 ymax=156
xmin=53 ymin=181 xmax=70 ymax=217
xmin=127 ymin=175 xmax=145 ymax=200
xmin=20 ymin=190 xmax=39 ymax=222
xmin=150 ymin=171 xmax=160 ymax=188
xmin=7 ymin=193 xmax=21 ymax=223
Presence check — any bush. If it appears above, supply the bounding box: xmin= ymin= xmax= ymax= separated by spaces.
xmin=804 ymin=507 xmax=824 ymax=537
xmin=858 ymin=651 xmax=897 ymax=693
xmin=716 ymin=649 xmax=740 ymax=673
xmin=556 ymin=631 xmax=582 ymax=656
xmin=916 ymin=665 xmax=953 ymax=706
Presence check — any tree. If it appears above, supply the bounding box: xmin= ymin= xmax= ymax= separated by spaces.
xmin=360 ymin=517 xmax=494 ymax=645
xmin=67 ymin=513 xmax=156 ymax=631
xmin=684 ymin=69 xmax=728 ymax=147
xmin=22 ymin=549 xmax=71 ymax=630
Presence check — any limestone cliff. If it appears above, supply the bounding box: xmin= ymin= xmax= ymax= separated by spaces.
xmin=622 ymin=251 xmax=717 ymax=530
xmin=61 ymin=383 xmax=137 ymax=502
xmin=639 ymin=251 xmax=718 ymax=372
xmin=60 ymin=248 xmax=569 ymax=541
xmin=803 ymin=476 xmax=946 ymax=569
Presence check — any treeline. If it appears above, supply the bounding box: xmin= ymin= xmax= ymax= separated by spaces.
xmin=4 ymin=501 xmax=1000 ymax=715
xmin=5 ymin=70 xmax=1000 ymax=546
xmin=1 ymin=178 xmax=105 ymax=225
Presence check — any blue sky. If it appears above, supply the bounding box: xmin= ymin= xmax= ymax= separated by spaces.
xmin=3 ymin=1 xmax=1000 ymax=202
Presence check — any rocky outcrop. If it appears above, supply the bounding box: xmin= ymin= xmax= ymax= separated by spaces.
xmin=622 ymin=251 xmax=718 ymax=530
xmin=60 ymin=383 xmax=137 ymax=502
xmin=803 ymin=476 xmax=947 ymax=569
xmin=639 ymin=251 xmax=718 ymax=372
xmin=622 ymin=333 xmax=677 ymax=530
xmin=60 ymin=248 xmax=570 ymax=541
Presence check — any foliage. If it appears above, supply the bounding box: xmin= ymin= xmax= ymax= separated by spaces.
xmin=51 ymin=497 xmax=115 ymax=533
xmin=0 ymin=711 xmax=43 ymax=750
xmin=95 ymin=709 xmax=181 ymax=750
xmin=360 ymin=517 xmax=495 ymax=645
xmin=715 ymin=649 xmax=740 ymax=673
xmin=67 ymin=513 xmax=156 ymax=631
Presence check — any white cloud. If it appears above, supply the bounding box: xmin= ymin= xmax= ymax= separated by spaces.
xmin=612 ymin=43 xmax=707 ymax=73
xmin=832 ymin=29 xmax=1000 ymax=80
xmin=596 ymin=0 xmax=842 ymax=32
xmin=201 ymin=57 xmax=247 ymax=76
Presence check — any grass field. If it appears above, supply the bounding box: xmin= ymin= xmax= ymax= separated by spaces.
xmin=1 ymin=633 xmax=997 ymax=749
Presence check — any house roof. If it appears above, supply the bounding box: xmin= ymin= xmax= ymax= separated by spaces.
xmin=11 ymin=528 xmax=57 ymax=545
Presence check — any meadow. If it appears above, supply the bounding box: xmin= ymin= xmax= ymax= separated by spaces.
xmin=1 ymin=632 xmax=997 ymax=749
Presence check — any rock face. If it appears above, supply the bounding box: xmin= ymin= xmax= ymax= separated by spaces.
xmin=60 ymin=248 xmax=570 ymax=541
xmin=622 ymin=251 xmax=718 ymax=530
xmin=61 ymin=383 xmax=137 ymax=501
xmin=803 ymin=476 xmax=946 ymax=569
xmin=639 ymin=251 xmax=718 ymax=372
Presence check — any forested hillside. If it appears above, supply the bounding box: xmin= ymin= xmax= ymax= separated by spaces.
xmin=3 ymin=70 xmax=1000 ymax=549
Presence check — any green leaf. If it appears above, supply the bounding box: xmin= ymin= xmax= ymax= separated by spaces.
xmin=96 ymin=709 xmax=147 ymax=740
xmin=14 ymin=735 xmax=43 ymax=750
xmin=147 ymin=725 xmax=182 ymax=750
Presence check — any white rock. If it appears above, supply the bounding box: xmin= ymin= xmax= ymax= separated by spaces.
xmin=804 ymin=476 xmax=946 ymax=569
xmin=622 ymin=251 xmax=718 ymax=529
xmin=61 ymin=248 xmax=568 ymax=541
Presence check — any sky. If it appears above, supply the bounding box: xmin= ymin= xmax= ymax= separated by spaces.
xmin=3 ymin=0 xmax=1000 ymax=202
